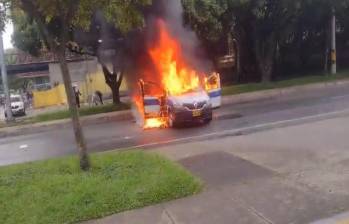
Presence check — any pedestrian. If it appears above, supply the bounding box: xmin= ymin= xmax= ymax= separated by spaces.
xmin=95 ymin=90 xmax=103 ymax=105
xmin=26 ymin=91 xmax=33 ymax=108
xmin=73 ymin=85 xmax=82 ymax=108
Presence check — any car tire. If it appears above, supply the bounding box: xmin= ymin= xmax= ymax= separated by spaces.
xmin=204 ymin=117 xmax=212 ymax=124
xmin=168 ymin=112 xmax=178 ymax=128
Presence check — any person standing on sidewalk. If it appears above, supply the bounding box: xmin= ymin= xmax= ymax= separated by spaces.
xmin=95 ymin=90 xmax=103 ymax=105
xmin=73 ymin=85 xmax=82 ymax=108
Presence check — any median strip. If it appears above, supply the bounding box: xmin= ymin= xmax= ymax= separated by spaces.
xmin=0 ymin=150 xmax=202 ymax=224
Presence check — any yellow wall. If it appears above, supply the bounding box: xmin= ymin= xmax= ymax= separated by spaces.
xmin=33 ymin=85 xmax=67 ymax=108
xmin=33 ymin=71 xmax=128 ymax=108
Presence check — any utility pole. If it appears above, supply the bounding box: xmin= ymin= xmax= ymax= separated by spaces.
xmin=0 ymin=31 xmax=13 ymax=121
xmin=330 ymin=7 xmax=337 ymax=75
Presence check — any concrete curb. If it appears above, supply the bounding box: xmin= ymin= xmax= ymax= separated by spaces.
xmin=0 ymin=110 xmax=133 ymax=138
xmin=222 ymin=79 xmax=349 ymax=105
xmin=1 ymin=79 xmax=349 ymax=138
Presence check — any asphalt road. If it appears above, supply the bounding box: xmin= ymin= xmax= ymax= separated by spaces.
xmin=1 ymin=84 xmax=349 ymax=166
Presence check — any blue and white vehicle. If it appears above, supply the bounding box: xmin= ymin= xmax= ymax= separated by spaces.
xmin=138 ymin=73 xmax=221 ymax=128
xmin=205 ymin=72 xmax=222 ymax=108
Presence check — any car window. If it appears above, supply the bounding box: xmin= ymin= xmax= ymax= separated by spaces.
xmin=11 ymin=97 xmax=21 ymax=102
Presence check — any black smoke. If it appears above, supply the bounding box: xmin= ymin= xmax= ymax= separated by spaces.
xmin=144 ymin=0 xmax=212 ymax=74
xmin=124 ymin=0 xmax=213 ymax=94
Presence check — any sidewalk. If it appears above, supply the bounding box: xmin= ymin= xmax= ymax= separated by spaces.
xmin=85 ymin=115 xmax=349 ymax=224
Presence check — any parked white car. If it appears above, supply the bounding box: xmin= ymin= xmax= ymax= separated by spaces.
xmin=5 ymin=95 xmax=26 ymax=117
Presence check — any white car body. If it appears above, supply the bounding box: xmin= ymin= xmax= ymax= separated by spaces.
xmin=5 ymin=95 xmax=26 ymax=116
xmin=167 ymin=90 xmax=211 ymax=107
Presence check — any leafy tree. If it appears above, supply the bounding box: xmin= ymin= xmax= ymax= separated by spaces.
xmin=11 ymin=10 xmax=43 ymax=56
xmin=0 ymin=0 xmax=11 ymax=31
xmin=70 ymin=12 xmax=128 ymax=105
xmin=11 ymin=10 xmax=131 ymax=104
xmin=12 ymin=0 xmax=151 ymax=171
xmin=249 ymin=0 xmax=302 ymax=82
xmin=184 ymin=0 xmax=349 ymax=82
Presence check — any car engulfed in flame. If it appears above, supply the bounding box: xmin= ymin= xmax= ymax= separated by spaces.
xmin=136 ymin=73 xmax=221 ymax=129
xmin=133 ymin=19 xmax=222 ymax=129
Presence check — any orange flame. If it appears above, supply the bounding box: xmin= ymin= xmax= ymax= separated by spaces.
xmin=144 ymin=118 xmax=168 ymax=129
xmin=149 ymin=20 xmax=201 ymax=96
xmin=135 ymin=19 xmax=204 ymax=129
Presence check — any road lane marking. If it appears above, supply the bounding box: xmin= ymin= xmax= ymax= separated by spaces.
xmin=19 ymin=144 xmax=28 ymax=149
xmin=331 ymin=94 xmax=349 ymax=100
xmin=310 ymin=211 xmax=349 ymax=224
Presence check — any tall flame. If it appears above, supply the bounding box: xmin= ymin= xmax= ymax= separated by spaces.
xmin=135 ymin=19 xmax=203 ymax=129
xmin=149 ymin=20 xmax=201 ymax=96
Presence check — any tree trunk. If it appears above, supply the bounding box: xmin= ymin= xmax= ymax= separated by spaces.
xmin=232 ymin=38 xmax=241 ymax=82
xmin=324 ymin=46 xmax=329 ymax=73
xmin=260 ymin=59 xmax=273 ymax=83
xmin=255 ymin=36 xmax=276 ymax=83
xmin=101 ymin=63 xmax=123 ymax=105
xmin=57 ymin=50 xmax=90 ymax=171
xmin=256 ymin=46 xmax=275 ymax=83
xmin=112 ymin=86 xmax=121 ymax=104
xmin=236 ymin=42 xmax=241 ymax=81
xmin=324 ymin=18 xmax=331 ymax=74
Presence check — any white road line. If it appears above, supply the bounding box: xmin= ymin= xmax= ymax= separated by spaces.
xmin=331 ymin=94 xmax=349 ymax=100
xmin=19 ymin=144 xmax=28 ymax=149
xmin=310 ymin=211 xmax=349 ymax=224
xmin=121 ymin=108 xmax=349 ymax=150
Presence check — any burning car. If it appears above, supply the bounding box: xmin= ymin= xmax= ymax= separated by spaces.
xmin=138 ymin=77 xmax=219 ymax=128
xmin=137 ymin=72 xmax=221 ymax=129
xmin=133 ymin=19 xmax=221 ymax=129
xmin=167 ymin=88 xmax=212 ymax=127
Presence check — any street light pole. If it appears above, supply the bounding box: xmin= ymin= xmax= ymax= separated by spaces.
xmin=0 ymin=31 xmax=13 ymax=121
xmin=330 ymin=7 xmax=337 ymax=75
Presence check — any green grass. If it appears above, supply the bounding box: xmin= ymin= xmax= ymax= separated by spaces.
xmin=0 ymin=103 xmax=131 ymax=128
xmin=29 ymin=103 xmax=130 ymax=123
xmin=222 ymin=71 xmax=349 ymax=96
xmin=0 ymin=151 xmax=202 ymax=224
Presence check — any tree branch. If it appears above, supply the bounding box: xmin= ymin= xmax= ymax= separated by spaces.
xmin=20 ymin=0 xmax=57 ymax=50
xmin=116 ymin=70 xmax=124 ymax=88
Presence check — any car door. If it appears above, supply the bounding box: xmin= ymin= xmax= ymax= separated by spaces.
xmin=205 ymin=72 xmax=222 ymax=108
xmin=138 ymin=80 xmax=165 ymax=118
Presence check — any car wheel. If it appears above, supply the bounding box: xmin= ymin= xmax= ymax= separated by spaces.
xmin=168 ymin=112 xmax=174 ymax=128
xmin=204 ymin=117 xmax=212 ymax=124
xmin=22 ymin=109 xmax=26 ymax=116
xmin=168 ymin=112 xmax=178 ymax=128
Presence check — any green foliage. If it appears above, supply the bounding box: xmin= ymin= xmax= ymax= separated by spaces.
xmin=96 ymin=0 xmax=152 ymax=32
xmin=0 ymin=151 xmax=202 ymax=224
xmin=6 ymin=0 xmax=151 ymax=60
xmin=11 ymin=10 xmax=42 ymax=56
xmin=183 ymin=0 xmax=349 ymax=81
xmin=0 ymin=0 xmax=11 ymax=31
xmin=182 ymin=0 xmax=226 ymax=42
xmin=24 ymin=0 xmax=151 ymax=32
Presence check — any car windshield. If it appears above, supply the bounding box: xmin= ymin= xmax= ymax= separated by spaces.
xmin=169 ymin=87 xmax=204 ymax=96
xmin=11 ymin=97 xmax=21 ymax=102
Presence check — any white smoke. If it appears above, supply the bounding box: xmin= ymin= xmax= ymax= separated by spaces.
xmin=157 ymin=0 xmax=212 ymax=73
